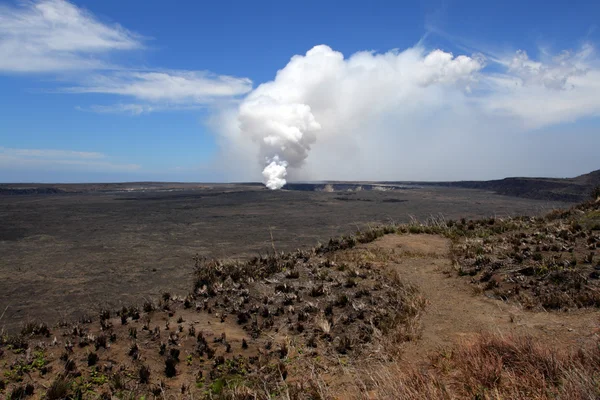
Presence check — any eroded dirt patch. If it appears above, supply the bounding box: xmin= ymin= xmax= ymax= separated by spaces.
xmin=355 ymin=234 xmax=600 ymax=364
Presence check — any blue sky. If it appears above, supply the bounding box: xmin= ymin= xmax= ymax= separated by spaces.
xmin=0 ymin=0 xmax=599 ymax=183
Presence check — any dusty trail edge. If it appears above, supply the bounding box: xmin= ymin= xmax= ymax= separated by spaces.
xmin=362 ymin=234 xmax=600 ymax=364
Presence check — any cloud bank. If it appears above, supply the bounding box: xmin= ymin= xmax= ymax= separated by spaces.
xmin=68 ymin=71 xmax=252 ymax=104
xmin=222 ymin=44 xmax=600 ymax=188
xmin=0 ymin=147 xmax=139 ymax=171
xmin=0 ymin=0 xmax=251 ymax=110
xmin=0 ymin=0 xmax=140 ymax=72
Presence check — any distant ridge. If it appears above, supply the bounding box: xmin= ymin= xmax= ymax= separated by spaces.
xmin=283 ymin=169 xmax=600 ymax=203
xmin=573 ymin=169 xmax=600 ymax=185
xmin=420 ymin=169 xmax=600 ymax=202
xmin=1 ymin=170 xmax=598 ymax=202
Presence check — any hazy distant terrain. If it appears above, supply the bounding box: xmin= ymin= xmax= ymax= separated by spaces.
xmin=406 ymin=169 xmax=600 ymax=203
xmin=2 ymin=169 xmax=598 ymax=201
xmin=0 ymin=183 xmax=570 ymax=332
xmin=283 ymin=169 xmax=600 ymax=202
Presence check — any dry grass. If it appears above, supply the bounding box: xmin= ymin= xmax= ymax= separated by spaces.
xmin=340 ymin=332 xmax=600 ymax=400
xmin=215 ymin=331 xmax=600 ymax=400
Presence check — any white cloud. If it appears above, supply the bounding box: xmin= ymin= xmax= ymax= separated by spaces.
xmin=216 ymin=43 xmax=600 ymax=186
xmin=0 ymin=0 xmax=252 ymax=111
xmin=0 ymin=147 xmax=139 ymax=171
xmin=68 ymin=71 xmax=252 ymax=104
xmin=1 ymin=147 xmax=105 ymax=159
xmin=0 ymin=0 xmax=141 ymax=72
xmin=76 ymin=103 xmax=158 ymax=115
xmin=481 ymin=45 xmax=600 ymax=129
xmin=77 ymin=102 xmax=219 ymax=115
xmin=506 ymin=45 xmax=592 ymax=90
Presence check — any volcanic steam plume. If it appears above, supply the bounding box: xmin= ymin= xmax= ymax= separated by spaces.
xmin=236 ymin=45 xmax=483 ymax=189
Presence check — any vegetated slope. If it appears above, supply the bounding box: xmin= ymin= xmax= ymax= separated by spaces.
xmin=2 ymin=200 xmax=600 ymax=399
xmin=320 ymin=200 xmax=600 ymax=399
xmin=452 ymin=199 xmax=600 ymax=309
xmin=330 ymin=233 xmax=600 ymax=400
xmin=0 ymin=228 xmax=424 ymax=399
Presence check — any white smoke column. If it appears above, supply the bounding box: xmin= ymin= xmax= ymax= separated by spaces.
xmin=238 ymin=87 xmax=322 ymax=189
xmin=237 ymin=45 xmax=483 ymax=189
xmin=262 ymin=155 xmax=288 ymax=189
xmin=239 ymin=99 xmax=321 ymax=189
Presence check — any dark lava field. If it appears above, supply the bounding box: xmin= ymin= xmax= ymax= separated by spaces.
xmin=0 ymin=183 xmax=570 ymax=332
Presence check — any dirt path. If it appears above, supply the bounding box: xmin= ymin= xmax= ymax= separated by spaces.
xmin=363 ymin=234 xmax=600 ymax=363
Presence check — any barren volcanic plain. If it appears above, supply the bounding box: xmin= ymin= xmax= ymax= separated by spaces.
xmin=0 ymin=183 xmax=570 ymax=332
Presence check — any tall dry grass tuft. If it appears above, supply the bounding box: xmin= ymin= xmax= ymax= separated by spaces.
xmin=343 ymin=332 xmax=600 ymax=400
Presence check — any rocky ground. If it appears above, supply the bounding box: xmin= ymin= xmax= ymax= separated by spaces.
xmin=1 ymin=197 xmax=599 ymax=399
xmin=0 ymin=228 xmax=423 ymax=399
xmin=454 ymin=200 xmax=600 ymax=309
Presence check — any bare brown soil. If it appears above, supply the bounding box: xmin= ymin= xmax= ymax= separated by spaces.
xmin=357 ymin=234 xmax=600 ymax=364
